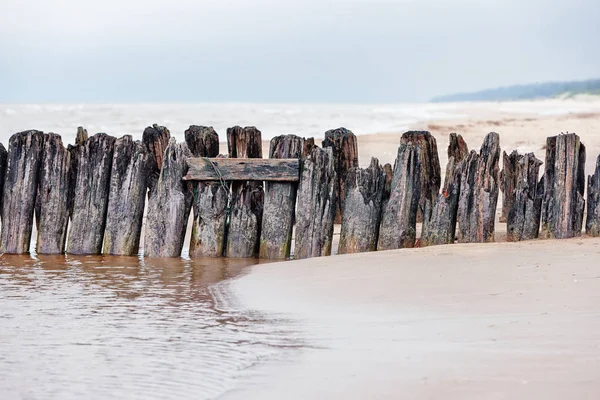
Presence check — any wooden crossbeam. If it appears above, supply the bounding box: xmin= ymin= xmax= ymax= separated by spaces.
xmin=183 ymin=158 xmax=300 ymax=182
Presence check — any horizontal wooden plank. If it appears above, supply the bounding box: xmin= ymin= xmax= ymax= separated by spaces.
xmin=183 ymin=158 xmax=300 ymax=182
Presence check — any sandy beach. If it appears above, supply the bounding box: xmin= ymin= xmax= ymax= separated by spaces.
xmin=222 ymin=102 xmax=600 ymax=399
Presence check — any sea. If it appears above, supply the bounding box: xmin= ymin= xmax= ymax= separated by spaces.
xmin=1 ymin=99 xmax=599 ymax=399
xmin=1 ymin=100 xmax=598 ymax=144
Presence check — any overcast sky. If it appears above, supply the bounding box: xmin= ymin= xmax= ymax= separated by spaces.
xmin=0 ymin=0 xmax=598 ymax=102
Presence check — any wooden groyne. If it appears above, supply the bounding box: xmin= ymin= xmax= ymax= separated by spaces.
xmin=0 ymin=125 xmax=598 ymax=259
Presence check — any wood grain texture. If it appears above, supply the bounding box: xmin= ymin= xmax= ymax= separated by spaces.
xmin=144 ymin=138 xmax=193 ymax=257
xmin=339 ymin=157 xmax=385 ymax=254
xmin=259 ymin=134 xmax=304 ymax=260
xmin=294 ymin=146 xmax=336 ymax=259
xmin=378 ymin=135 xmax=424 ymax=250
xmin=586 ymin=154 xmax=600 ymax=236
xmin=225 ymin=126 xmax=264 ymax=258
xmin=421 ymin=134 xmax=469 ymax=247
xmin=103 ymin=135 xmax=150 ymax=256
xmin=67 ymin=133 xmax=116 ymax=255
xmin=187 ymin=126 xmax=228 ymax=258
xmin=1 ymin=130 xmax=44 ymax=254
xmin=322 ymin=128 xmax=359 ymax=224
xmin=184 ymin=158 xmax=300 ymax=182
xmin=500 ymin=150 xmax=520 ymax=223
xmin=36 ymin=133 xmax=71 ymax=254
xmin=457 ymin=132 xmax=501 ymax=243
xmin=506 ymin=152 xmax=543 ymax=241
xmin=540 ymin=133 xmax=586 ymax=239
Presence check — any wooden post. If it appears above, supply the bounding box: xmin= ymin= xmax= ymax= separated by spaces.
xmin=294 ymin=146 xmax=336 ymax=259
xmin=0 ymin=143 xmax=7 ymax=214
xmin=186 ymin=126 xmax=228 ymax=258
xmin=0 ymin=130 xmax=43 ymax=254
xmin=143 ymin=124 xmax=171 ymax=194
xmin=401 ymin=131 xmax=441 ymax=225
xmin=586 ymin=154 xmax=600 ymax=236
xmin=303 ymin=137 xmax=316 ymax=157
xmin=103 ymin=135 xmax=150 ymax=256
xmin=457 ymin=132 xmax=501 ymax=243
xmin=67 ymin=133 xmax=116 ymax=255
xmin=259 ymin=134 xmax=304 ymax=260
xmin=225 ymin=126 xmax=264 ymax=258
xmin=380 ymin=163 xmax=393 ymax=215
xmin=322 ymin=128 xmax=359 ymax=224
xmin=339 ymin=157 xmax=385 ymax=254
xmin=67 ymin=127 xmax=89 ymax=218
xmin=540 ymin=133 xmax=586 ymax=239
xmin=144 ymin=138 xmax=193 ymax=257
xmin=378 ymin=136 xmax=423 ymax=250
xmin=500 ymin=150 xmax=519 ymax=223
xmin=36 ymin=133 xmax=71 ymax=254
xmin=421 ymin=133 xmax=469 ymax=247
xmin=506 ymin=153 xmax=543 ymax=241
xmin=448 ymin=132 xmax=468 ymax=161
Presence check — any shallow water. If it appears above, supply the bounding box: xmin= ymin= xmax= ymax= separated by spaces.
xmin=0 ymin=254 xmax=300 ymax=399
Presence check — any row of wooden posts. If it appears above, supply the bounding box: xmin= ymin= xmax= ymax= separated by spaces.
xmin=0 ymin=124 xmax=598 ymax=259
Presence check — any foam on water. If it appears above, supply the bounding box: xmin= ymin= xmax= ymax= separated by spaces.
xmin=3 ymin=100 xmax=597 ymax=146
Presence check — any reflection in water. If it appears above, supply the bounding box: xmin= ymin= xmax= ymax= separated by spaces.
xmin=0 ymin=254 xmax=300 ymax=399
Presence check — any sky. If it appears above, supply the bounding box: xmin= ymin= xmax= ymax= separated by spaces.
xmin=0 ymin=0 xmax=598 ymax=103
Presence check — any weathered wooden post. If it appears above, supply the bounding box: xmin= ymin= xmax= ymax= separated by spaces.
xmin=402 ymin=131 xmax=441 ymax=225
xmin=506 ymin=153 xmax=543 ymax=241
xmin=143 ymin=124 xmax=171 ymax=193
xmin=67 ymin=127 xmax=88 ymax=217
xmin=225 ymin=126 xmax=264 ymax=258
xmin=421 ymin=133 xmax=469 ymax=247
xmin=1 ymin=130 xmax=43 ymax=254
xmin=322 ymin=128 xmax=359 ymax=224
xmin=0 ymin=143 xmax=7 ymax=214
xmin=36 ymin=133 xmax=71 ymax=254
xmin=67 ymin=133 xmax=116 ymax=255
xmin=186 ymin=126 xmax=229 ymax=258
xmin=457 ymin=132 xmax=501 ymax=243
xmin=103 ymin=135 xmax=150 ymax=256
xmin=294 ymin=146 xmax=336 ymax=259
xmin=586 ymin=154 xmax=600 ymax=236
xmin=144 ymin=138 xmax=193 ymax=257
xmin=540 ymin=133 xmax=586 ymax=239
xmin=303 ymin=137 xmax=316 ymax=157
xmin=339 ymin=157 xmax=385 ymax=254
xmin=500 ymin=150 xmax=519 ymax=223
xmin=259 ymin=134 xmax=304 ymax=259
xmin=378 ymin=135 xmax=423 ymax=250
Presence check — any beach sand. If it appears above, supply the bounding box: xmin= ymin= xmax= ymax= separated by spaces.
xmin=223 ymin=105 xmax=600 ymax=399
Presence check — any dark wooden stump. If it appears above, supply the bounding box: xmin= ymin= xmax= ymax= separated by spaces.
xmin=0 ymin=143 xmax=7 ymax=214
xmin=500 ymin=150 xmax=519 ymax=223
xmin=586 ymin=154 xmax=600 ymax=236
xmin=400 ymin=131 xmax=441 ymax=225
xmin=380 ymin=163 xmax=393 ymax=215
xmin=378 ymin=137 xmax=422 ymax=250
xmin=143 ymin=124 xmax=171 ymax=194
xmin=294 ymin=146 xmax=336 ymax=259
xmin=67 ymin=133 xmax=116 ymax=255
xmin=259 ymin=134 xmax=304 ymax=260
xmin=75 ymin=126 xmax=88 ymax=145
xmin=457 ymin=132 xmax=501 ymax=243
xmin=448 ymin=132 xmax=469 ymax=161
xmin=322 ymin=128 xmax=359 ymax=224
xmin=506 ymin=153 xmax=543 ymax=241
xmin=225 ymin=126 xmax=264 ymax=258
xmin=1 ymin=130 xmax=44 ymax=254
xmin=186 ymin=126 xmax=228 ymax=258
xmin=67 ymin=127 xmax=89 ymax=218
xmin=540 ymin=133 xmax=586 ymax=239
xmin=36 ymin=133 xmax=71 ymax=254
xmin=303 ymin=137 xmax=316 ymax=158
xmin=144 ymin=138 xmax=193 ymax=257
xmin=339 ymin=157 xmax=385 ymax=254
xmin=103 ymin=135 xmax=150 ymax=256
xmin=421 ymin=134 xmax=469 ymax=247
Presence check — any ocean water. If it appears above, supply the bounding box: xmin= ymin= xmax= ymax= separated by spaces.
xmin=1 ymin=100 xmax=598 ymax=145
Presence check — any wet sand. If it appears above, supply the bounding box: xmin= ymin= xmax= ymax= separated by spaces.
xmin=226 ymin=237 xmax=600 ymax=399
